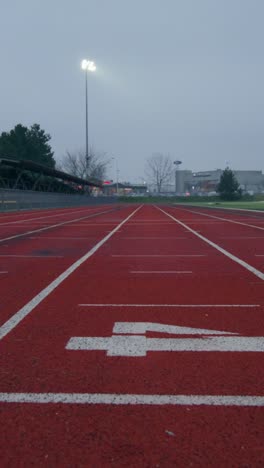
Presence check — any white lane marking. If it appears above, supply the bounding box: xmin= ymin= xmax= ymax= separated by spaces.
xmin=0 ymin=255 xmax=63 ymax=258
xmin=68 ymin=321 xmax=234 ymax=356
xmin=112 ymin=254 xmax=207 ymax=257
xmin=177 ymin=219 xmax=233 ymax=222
xmin=0 ymin=271 xmax=8 ymax=274
xmin=0 ymin=208 xmax=116 ymax=244
xmin=156 ymin=206 xmax=264 ymax=281
xmin=0 ymin=207 xmax=96 ymax=226
xmin=255 ymin=255 xmax=264 ymax=257
xmin=64 ymin=224 xmax=117 ymax=228
xmin=29 ymin=237 xmax=93 ymax=240
xmin=220 ymin=236 xmax=264 ymax=239
xmin=179 ymin=207 xmax=264 ymax=231
xmin=6 ymin=222 xmax=116 ymax=227
xmin=67 ymin=321 xmax=264 ymax=357
xmin=65 ymin=223 xmax=121 ymax=225
xmin=113 ymin=322 xmax=236 ymax=335
xmin=0 ymin=206 xmax=142 ymax=341
xmin=130 ymin=271 xmax=192 ymax=274
xmin=183 ymin=204 xmax=264 ymax=214
xmin=122 ymin=219 xmax=175 ymax=221
xmin=0 ymin=206 xmax=69 ymax=221
xmin=68 ymin=336 xmax=264 ymax=355
xmin=122 ymin=237 xmax=187 ymax=240
xmin=79 ymin=303 xmax=260 ymax=308
xmin=125 ymin=222 xmax=174 ymax=224
xmin=0 ymin=224 xmax=54 ymax=228
xmin=171 ymin=217 xmax=264 ymax=221
xmin=90 ymin=219 xmax=124 ymax=222
xmin=186 ymin=222 xmax=228 ymax=225
xmin=0 ymin=393 xmax=263 ymax=406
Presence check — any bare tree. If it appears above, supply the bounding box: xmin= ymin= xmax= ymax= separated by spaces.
xmin=60 ymin=148 xmax=109 ymax=181
xmin=145 ymin=153 xmax=173 ymax=193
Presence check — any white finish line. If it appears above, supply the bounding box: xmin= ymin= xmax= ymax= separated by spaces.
xmin=0 ymin=393 xmax=263 ymax=406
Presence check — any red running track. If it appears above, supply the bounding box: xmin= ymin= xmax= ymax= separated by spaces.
xmin=0 ymin=204 xmax=263 ymax=466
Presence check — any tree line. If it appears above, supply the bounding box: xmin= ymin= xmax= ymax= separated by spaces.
xmin=0 ymin=123 xmax=109 ymax=191
xmin=0 ymin=123 xmax=243 ymax=199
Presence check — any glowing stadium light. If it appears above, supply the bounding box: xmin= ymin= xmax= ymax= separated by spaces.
xmin=81 ymin=59 xmax=96 ymax=72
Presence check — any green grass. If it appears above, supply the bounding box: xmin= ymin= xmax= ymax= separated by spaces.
xmin=118 ymin=195 xmax=264 ymax=211
xmin=180 ymin=200 xmax=264 ymax=211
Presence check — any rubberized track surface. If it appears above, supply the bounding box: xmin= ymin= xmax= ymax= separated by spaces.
xmin=0 ymin=204 xmax=264 ymax=466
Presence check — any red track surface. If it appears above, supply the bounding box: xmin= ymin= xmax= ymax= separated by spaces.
xmin=0 ymin=204 xmax=264 ymax=466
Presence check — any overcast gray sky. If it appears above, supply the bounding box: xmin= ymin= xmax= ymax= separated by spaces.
xmin=1 ymin=0 xmax=263 ymax=182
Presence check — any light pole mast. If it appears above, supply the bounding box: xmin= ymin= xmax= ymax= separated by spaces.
xmin=85 ymin=69 xmax=88 ymax=166
xmin=81 ymin=59 xmax=96 ymax=179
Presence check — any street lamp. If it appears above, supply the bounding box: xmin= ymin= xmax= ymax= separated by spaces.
xmin=81 ymin=59 xmax=96 ymax=177
xmin=173 ymin=160 xmax=182 ymax=194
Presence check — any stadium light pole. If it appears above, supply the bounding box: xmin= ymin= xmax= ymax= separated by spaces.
xmin=81 ymin=59 xmax=96 ymax=178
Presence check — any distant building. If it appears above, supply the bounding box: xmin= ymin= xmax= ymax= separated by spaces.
xmin=149 ymin=169 xmax=264 ymax=195
xmin=180 ymin=169 xmax=264 ymax=195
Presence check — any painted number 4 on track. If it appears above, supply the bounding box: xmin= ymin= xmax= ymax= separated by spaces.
xmin=66 ymin=322 xmax=264 ymax=356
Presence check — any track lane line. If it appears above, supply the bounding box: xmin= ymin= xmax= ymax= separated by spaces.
xmin=176 ymin=207 xmax=264 ymax=231
xmin=0 ymin=255 xmax=64 ymax=258
xmin=0 ymin=207 xmax=119 ymax=244
xmin=112 ymin=254 xmax=207 ymax=257
xmin=0 ymin=204 xmax=97 ymax=217
xmin=79 ymin=304 xmax=260 ymax=307
xmin=0 ymin=207 xmax=99 ymax=226
xmin=156 ymin=206 xmax=264 ymax=281
xmin=122 ymin=237 xmax=187 ymax=239
xmin=0 ymin=392 xmax=263 ymax=406
xmin=130 ymin=271 xmax=192 ymax=274
xmin=28 ymin=237 xmax=97 ymax=240
xmin=178 ymin=204 xmax=264 ymax=215
xmin=220 ymin=236 xmax=264 ymax=239
xmin=0 ymin=205 xmax=142 ymax=341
